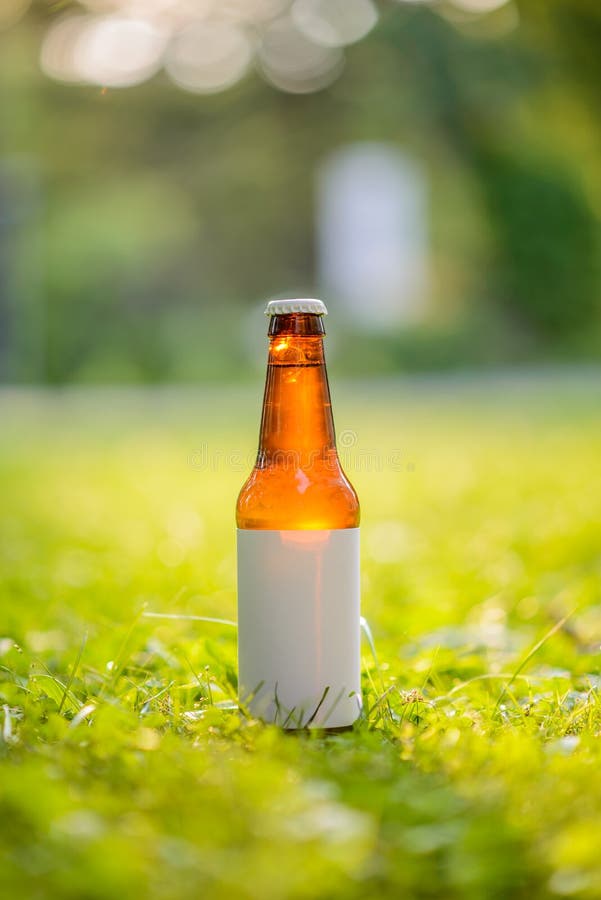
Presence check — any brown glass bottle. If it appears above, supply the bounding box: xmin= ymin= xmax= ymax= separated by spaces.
xmin=236 ymin=299 xmax=361 ymax=729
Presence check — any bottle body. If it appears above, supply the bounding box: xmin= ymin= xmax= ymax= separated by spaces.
xmin=236 ymin=304 xmax=361 ymax=729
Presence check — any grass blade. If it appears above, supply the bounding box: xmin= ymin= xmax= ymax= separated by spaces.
xmin=494 ymin=611 xmax=575 ymax=712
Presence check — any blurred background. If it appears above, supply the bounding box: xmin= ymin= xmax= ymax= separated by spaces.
xmin=0 ymin=0 xmax=600 ymax=384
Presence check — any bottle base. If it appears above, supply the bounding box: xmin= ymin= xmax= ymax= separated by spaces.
xmin=280 ymin=721 xmax=359 ymax=736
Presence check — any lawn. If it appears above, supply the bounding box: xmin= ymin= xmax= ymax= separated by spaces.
xmin=1 ymin=373 xmax=601 ymax=899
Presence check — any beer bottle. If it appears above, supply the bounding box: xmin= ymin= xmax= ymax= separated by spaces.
xmin=236 ymin=298 xmax=361 ymax=729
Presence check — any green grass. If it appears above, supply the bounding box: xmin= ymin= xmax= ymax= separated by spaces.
xmin=1 ymin=373 xmax=601 ymax=900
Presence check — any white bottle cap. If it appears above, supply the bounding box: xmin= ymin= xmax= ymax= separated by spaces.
xmin=264 ymin=298 xmax=328 ymax=316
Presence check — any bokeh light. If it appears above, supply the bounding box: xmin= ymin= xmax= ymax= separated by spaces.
xmin=37 ymin=0 xmax=362 ymax=95
xmin=219 ymin=0 xmax=289 ymax=25
xmin=40 ymin=16 xmax=89 ymax=84
xmin=122 ymin=0 xmax=214 ymax=26
xmin=291 ymin=0 xmax=378 ymax=48
xmin=40 ymin=14 xmax=167 ymax=87
xmin=258 ymin=17 xmax=344 ymax=94
xmin=165 ymin=22 xmax=253 ymax=94
xmin=74 ymin=17 xmax=167 ymax=88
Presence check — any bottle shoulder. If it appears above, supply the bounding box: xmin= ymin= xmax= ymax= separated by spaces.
xmin=236 ymin=459 xmax=360 ymax=530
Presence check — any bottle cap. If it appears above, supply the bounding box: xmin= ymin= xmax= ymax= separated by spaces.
xmin=264 ymin=298 xmax=328 ymax=317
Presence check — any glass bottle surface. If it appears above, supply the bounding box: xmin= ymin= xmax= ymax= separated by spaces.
xmin=236 ymin=312 xmax=359 ymax=530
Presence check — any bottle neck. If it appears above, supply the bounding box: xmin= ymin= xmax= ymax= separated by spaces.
xmin=257 ymin=314 xmax=337 ymax=467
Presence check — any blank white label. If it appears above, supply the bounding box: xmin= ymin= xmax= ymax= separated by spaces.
xmin=237 ymin=528 xmax=361 ymax=729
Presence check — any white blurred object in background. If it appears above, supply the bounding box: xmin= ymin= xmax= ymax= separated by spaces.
xmin=317 ymin=143 xmax=429 ymax=329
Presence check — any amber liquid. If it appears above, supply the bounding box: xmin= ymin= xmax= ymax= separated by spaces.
xmin=236 ymin=313 xmax=359 ymax=531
